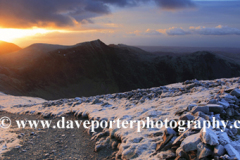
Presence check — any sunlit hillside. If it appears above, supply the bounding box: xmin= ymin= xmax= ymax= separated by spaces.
xmin=0 ymin=41 xmax=21 ymax=54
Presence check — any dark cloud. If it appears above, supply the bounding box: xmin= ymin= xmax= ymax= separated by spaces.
xmin=94 ymin=0 xmax=148 ymax=7
xmin=190 ymin=25 xmax=240 ymax=35
xmin=154 ymin=0 xmax=195 ymax=10
xmin=0 ymin=0 xmax=195 ymax=28
xmin=0 ymin=0 xmax=108 ymax=28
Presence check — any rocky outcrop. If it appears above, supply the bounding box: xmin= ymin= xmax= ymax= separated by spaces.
xmin=2 ymin=77 xmax=240 ymax=159
xmin=152 ymin=80 xmax=240 ymax=160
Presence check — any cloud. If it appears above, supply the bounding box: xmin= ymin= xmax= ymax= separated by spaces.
xmin=154 ymin=0 xmax=195 ymax=10
xmin=127 ymin=29 xmax=162 ymax=36
xmin=157 ymin=27 xmax=191 ymax=35
xmin=0 ymin=0 xmax=109 ymax=28
xmin=0 ymin=0 xmax=196 ymax=28
xmin=165 ymin=27 xmax=191 ymax=35
xmin=127 ymin=27 xmax=191 ymax=37
xmin=157 ymin=25 xmax=240 ymax=36
xmin=129 ymin=25 xmax=240 ymax=37
xmin=190 ymin=25 xmax=240 ymax=35
xmin=144 ymin=29 xmax=162 ymax=36
xmin=127 ymin=30 xmax=142 ymax=36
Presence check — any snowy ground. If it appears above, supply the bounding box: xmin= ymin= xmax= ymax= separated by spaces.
xmin=0 ymin=94 xmax=46 ymax=155
xmin=0 ymin=77 xmax=240 ymax=159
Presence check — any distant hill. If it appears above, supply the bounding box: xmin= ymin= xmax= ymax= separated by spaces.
xmin=0 ymin=41 xmax=21 ymax=54
xmin=137 ymin=45 xmax=240 ymax=54
xmin=0 ymin=39 xmax=240 ymax=100
xmin=0 ymin=43 xmax=70 ymax=69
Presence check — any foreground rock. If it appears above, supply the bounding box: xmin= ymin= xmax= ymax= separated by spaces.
xmin=200 ymin=128 xmax=219 ymax=146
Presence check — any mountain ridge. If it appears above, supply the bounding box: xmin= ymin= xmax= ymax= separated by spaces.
xmin=0 ymin=39 xmax=240 ymax=99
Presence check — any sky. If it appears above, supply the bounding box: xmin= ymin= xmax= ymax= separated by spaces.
xmin=0 ymin=0 xmax=240 ymax=48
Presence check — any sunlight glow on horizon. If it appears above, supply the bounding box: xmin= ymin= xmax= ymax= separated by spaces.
xmin=0 ymin=27 xmax=71 ymax=43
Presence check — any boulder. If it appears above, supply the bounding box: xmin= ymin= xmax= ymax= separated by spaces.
xmin=228 ymin=127 xmax=238 ymax=136
xmin=197 ymin=142 xmax=213 ymax=159
xmin=194 ymin=111 xmax=210 ymax=120
xmin=217 ymin=100 xmax=230 ymax=109
xmin=121 ymin=145 xmax=136 ymax=159
xmin=221 ymin=94 xmax=236 ymax=100
xmin=208 ymin=99 xmax=217 ymax=104
xmin=191 ymin=106 xmax=209 ymax=115
xmin=214 ymin=145 xmax=225 ymax=156
xmin=218 ymin=132 xmax=230 ymax=146
xmin=180 ymin=114 xmax=195 ymax=120
xmin=156 ymin=128 xmax=176 ymax=151
xmin=180 ymin=133 xmax=201 ymax=152
xmin=207 ymin=104 xmax=224 ymax=113
xmin=187 ymin=104 xmax=197 ymax=111
xmin=157 ymin=150 xmax=176 ymax=159
xmin=232 ymin=144 xmax=240 ymax=153
xmin=164 ymin=127 xmax=177 ymax=137
xmin=173 ymin=129 xmax=197 ymax=146
xmin=224 ymin=144 xmax=240 ymax=160
xmin=161 ymin=136 xmax=177 ymax=151
xmin=176 ymin=147 xmax=187 ymax=157
xmin=230 ymin=88 xmax=240 ymax=98
xmin=200 ymin=128 xmax=219 ymax=146
xmin=226 ymin=108 xmax=234 ymax=117
xmin=226 ymin=129 xmax=237 ymax=139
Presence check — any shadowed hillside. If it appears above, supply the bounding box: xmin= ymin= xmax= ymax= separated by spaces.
xmin=0 ymin=39 xmax=240 ymax=100
xmin=0 ymin=41 xmax=21 ymax=54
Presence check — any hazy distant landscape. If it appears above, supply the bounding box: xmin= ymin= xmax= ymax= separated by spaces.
xmin=137 ymin=45 xmax=240 ymax=54
xmin=0 ymin=40 xmax=239 ymax=100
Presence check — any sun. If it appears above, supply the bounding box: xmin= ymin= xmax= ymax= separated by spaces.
xmin=0 ymin=27 xmax=68 ymax=42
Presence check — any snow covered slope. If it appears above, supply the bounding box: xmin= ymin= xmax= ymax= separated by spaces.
xmin=1 ymin=77 xmax=240 ymax=159
xmin=0 ymin=93 xmax=45 ymax=155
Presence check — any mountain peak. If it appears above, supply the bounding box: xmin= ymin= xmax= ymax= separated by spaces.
xmin=90 ymin=39 xmax=106 ymax=46
xmin=74 ymin=39 xmax=107 ymax=48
